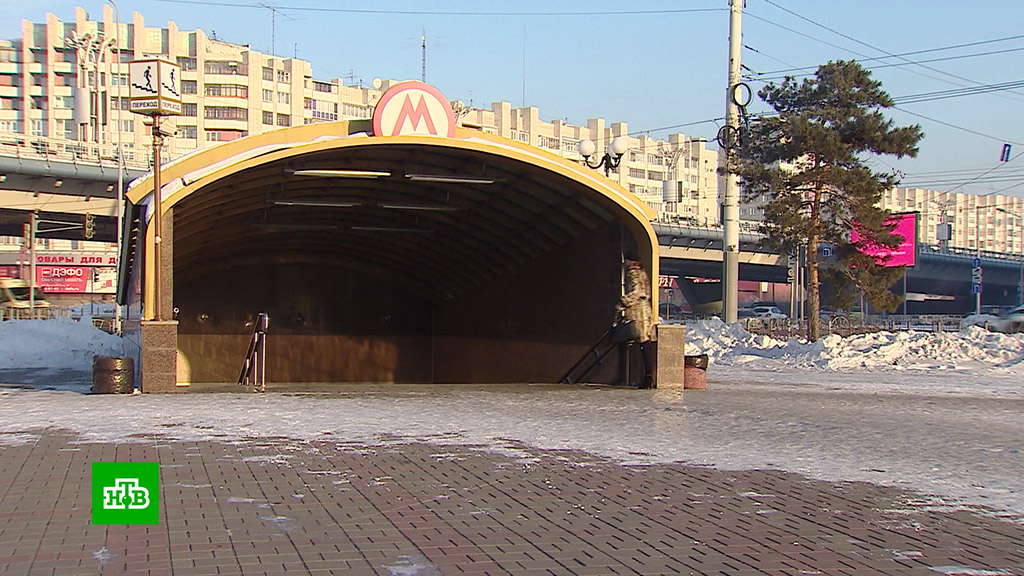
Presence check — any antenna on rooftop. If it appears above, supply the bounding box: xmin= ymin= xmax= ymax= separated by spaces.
xmin=259 ymin=3 xmax=294 ymax=56
xmin=421 ymin=29 xmax=427 ymax=82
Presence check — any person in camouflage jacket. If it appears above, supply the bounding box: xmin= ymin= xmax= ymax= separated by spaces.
xmin=617 ymin=260 xmax=655 ymax=388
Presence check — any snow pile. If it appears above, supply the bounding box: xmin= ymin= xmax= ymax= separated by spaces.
xmin=686 ymin=317 xmax=1024 ymax=372
xmin=0 ymin=318 xmax=124 ymax=369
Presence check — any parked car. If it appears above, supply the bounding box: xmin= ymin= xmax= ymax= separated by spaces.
xmin=989 ymin=305 xmax=1024 ymax=333
xmin=0 ymin=277 xmax=51 ymax=319
xmin=751 ymin=305 xmax=788 ymax=320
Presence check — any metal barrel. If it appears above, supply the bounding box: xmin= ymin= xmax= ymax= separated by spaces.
xmin=91 ymin=356 xmax=134 ymax=394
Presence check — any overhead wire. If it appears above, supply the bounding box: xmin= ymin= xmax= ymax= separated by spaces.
xmin=757 ymin=32 xmax=1024 ymax=77
xmin=746 ymin=2 xmax=1024 ymax=196
xmin=751 ymin=1 xmax=1024 ymax=103
xmin=150 ymin=0 xmax=724 ymax=17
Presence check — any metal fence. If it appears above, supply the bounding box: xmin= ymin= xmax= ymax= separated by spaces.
xmin=742 ymin=315 xmax=976 ymax=339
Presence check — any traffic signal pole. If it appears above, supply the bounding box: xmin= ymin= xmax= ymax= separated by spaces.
xmin=29 ymin=211 xmax=36 ymax=312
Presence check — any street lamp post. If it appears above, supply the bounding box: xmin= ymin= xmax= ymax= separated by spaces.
xmin=107 ymin=0 xmax=123 ymax=333
xmin=578 ymin=137 xmax=629 ymax=177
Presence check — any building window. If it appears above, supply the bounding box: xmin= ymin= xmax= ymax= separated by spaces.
xmin=205 ymin=107 xmax=248 ymax=120
xmin=110 ymin=73 xmax=129 ymax=86
xmin=313 ymin=80 xmax=335 ymax=93
xmin=304 ymin=98 xmax=314 ymax=110
xmin=277 ymin=92 xmax=290 ymax=104
xmin=120 ymin=119 xmax=134 ymax=132
xmin=276 ymin=114 xmax=291 ymax=127
xmin=176 ymin=56 xmax=197 ymax=71
xmin=563 ymin=140 xmax=577 ymax=152
xmin=205 ymin=129 xmax=247 ymax=142
xmin=628 ymin=167 xmax=646 ymax=179
xmin=57 ymin=95 xmax=74 ymax=108
xmin=262 ymin=89 xmax=273 ymax=102
xmin=262 ymin=111 xmax=273 ymax=125
xmin=205 ymin=84 xmax=248 ymax=98
xmin=181 ymin=103 xmax=197 ymax=116
xmin=181 ymin=80 xmax=197 ymax=94
xmin=205 ymin=61 xmax=245 ymax=75
xmin=262 ymin=67 xmax=274 ymax=81
xmin=30 ymin=119 xmax=43 ymax=136
xmin=648 ymin=171 xmax=664 ymax=181
xmin=62 ymin=119 xmax=75 ymax=139
xmin=276 ymin=70 xmax=289 ymax=83
xmin=180 ymin=125 xmax=197 ymax=139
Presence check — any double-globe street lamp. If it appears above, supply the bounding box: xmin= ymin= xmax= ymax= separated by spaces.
xmin=578 ymin=137 xmax=629 ymax=177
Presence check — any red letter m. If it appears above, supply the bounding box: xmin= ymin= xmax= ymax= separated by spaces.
xmin=392 ymin=94 xmax=437 ymax=136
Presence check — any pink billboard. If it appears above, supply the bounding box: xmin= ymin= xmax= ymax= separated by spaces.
xmin=851 ymin=212 xmax=917 ymax=268
xmin=36 ymin=266 xmax=90 ymax=293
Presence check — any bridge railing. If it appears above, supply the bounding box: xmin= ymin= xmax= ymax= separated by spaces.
xmin=0 ymin=134 xmax=153 ymax=171
xmin=919 ymin=242 xmax=1024 ymax=263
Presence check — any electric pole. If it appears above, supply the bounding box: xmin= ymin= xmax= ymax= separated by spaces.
xmin=721 ymin=0 xmax=743 ymax=322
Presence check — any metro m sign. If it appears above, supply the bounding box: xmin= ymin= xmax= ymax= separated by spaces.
xmin=372 ymin=81 xmax=456 ymax=138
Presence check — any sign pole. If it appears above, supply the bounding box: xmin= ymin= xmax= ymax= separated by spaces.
xmin=152 ymin=115 xmax=164 ymax=321
xmin=129 ymin=58 xmax=179 ymax=321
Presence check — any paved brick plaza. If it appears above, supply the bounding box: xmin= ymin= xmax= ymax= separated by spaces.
xmin=1 ymin=428 xmax=1023 ymax=576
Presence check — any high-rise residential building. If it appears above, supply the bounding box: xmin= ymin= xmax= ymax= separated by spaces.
xmin=1 ymin=6 xmax=721 ymax=222
xmin=883 ymin=187 xmax=1024 ymax=256
xmin=458 ymin=104 xmax=719 ymax=221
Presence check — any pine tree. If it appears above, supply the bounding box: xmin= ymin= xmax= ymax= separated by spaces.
xmin=729 ymin=60 xmax=923 ymax=340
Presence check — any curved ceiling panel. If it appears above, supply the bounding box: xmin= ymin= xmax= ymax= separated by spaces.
xmin=171 ymin=141 xmax=633 ymax=301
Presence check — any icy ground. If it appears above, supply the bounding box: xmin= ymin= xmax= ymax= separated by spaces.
xmin=0 ymin=317 xmax=1022 ymax=521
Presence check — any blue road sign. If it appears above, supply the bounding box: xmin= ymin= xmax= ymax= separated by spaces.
xmin=972 ymin=257 xmax=981 ymax=268
xmin=971 ymin=283 xmax=983 ymax=294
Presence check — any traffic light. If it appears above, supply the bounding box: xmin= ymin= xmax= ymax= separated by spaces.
xmin=84 ymin=213 xmax=95 ymax=239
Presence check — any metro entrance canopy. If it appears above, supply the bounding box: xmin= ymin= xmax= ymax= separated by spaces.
xmin=122 ymin=82 xmax=661 ymax=389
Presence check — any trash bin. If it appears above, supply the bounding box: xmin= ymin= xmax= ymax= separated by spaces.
xmin=684 ymin=354 xmax=709 ymax=390
xmin=92 ymin=356 xmax=134 ymax=394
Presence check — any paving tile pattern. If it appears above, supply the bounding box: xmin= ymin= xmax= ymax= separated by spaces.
xmin=1 ymin=429 xmax=1023 ymax=575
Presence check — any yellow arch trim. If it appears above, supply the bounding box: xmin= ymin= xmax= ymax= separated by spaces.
xmin=135 ymin=121 xmax=659 ymax=318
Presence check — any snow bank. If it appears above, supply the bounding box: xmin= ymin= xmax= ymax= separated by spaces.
xmin=0 ymin=318 xmax=124 ymax=370
xmin=686 ymin=317 xmax=1024 ymax=372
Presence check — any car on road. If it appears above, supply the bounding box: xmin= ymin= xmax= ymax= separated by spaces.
xmin=0 ymin=277 xmax=51 ymax=319
xmin=989 ymin=304 xmax=1024 ymax=333
xmin=751 ymin=305 xmax=788 ymax=320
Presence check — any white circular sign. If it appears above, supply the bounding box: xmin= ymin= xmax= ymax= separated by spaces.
xmin=372 ymin=81 xmax=456 ymax=138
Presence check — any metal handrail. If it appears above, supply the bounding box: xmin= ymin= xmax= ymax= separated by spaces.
xmin=237 ymin=312 xmax=269 ymax=392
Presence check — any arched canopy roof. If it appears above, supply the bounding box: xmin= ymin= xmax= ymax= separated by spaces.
xmin=127 ymin=121 xmax=658 ymax=307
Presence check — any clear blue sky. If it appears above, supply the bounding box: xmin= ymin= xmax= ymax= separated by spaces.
xmin=4 ymin=1 xmax=1024 ymax=199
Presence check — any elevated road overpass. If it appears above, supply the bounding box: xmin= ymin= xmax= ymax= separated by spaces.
xmin=655 ymin=221 xmax=1024 ymax=315
xmin=0 ymin=135 xmax=148 ymax=242
xmin=3 ymin=135 xmax=1022 ymax=319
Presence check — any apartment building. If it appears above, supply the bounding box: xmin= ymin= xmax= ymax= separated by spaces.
xmin=1 ymin=6 xmax=721 ymax=222
xmin=884 ymin=187 xmax=1024 ymax=255
xmin=0 ymin=6 xmax=375 ymax=161
xmin=459 ymin=104 xmax=720 ymax=221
